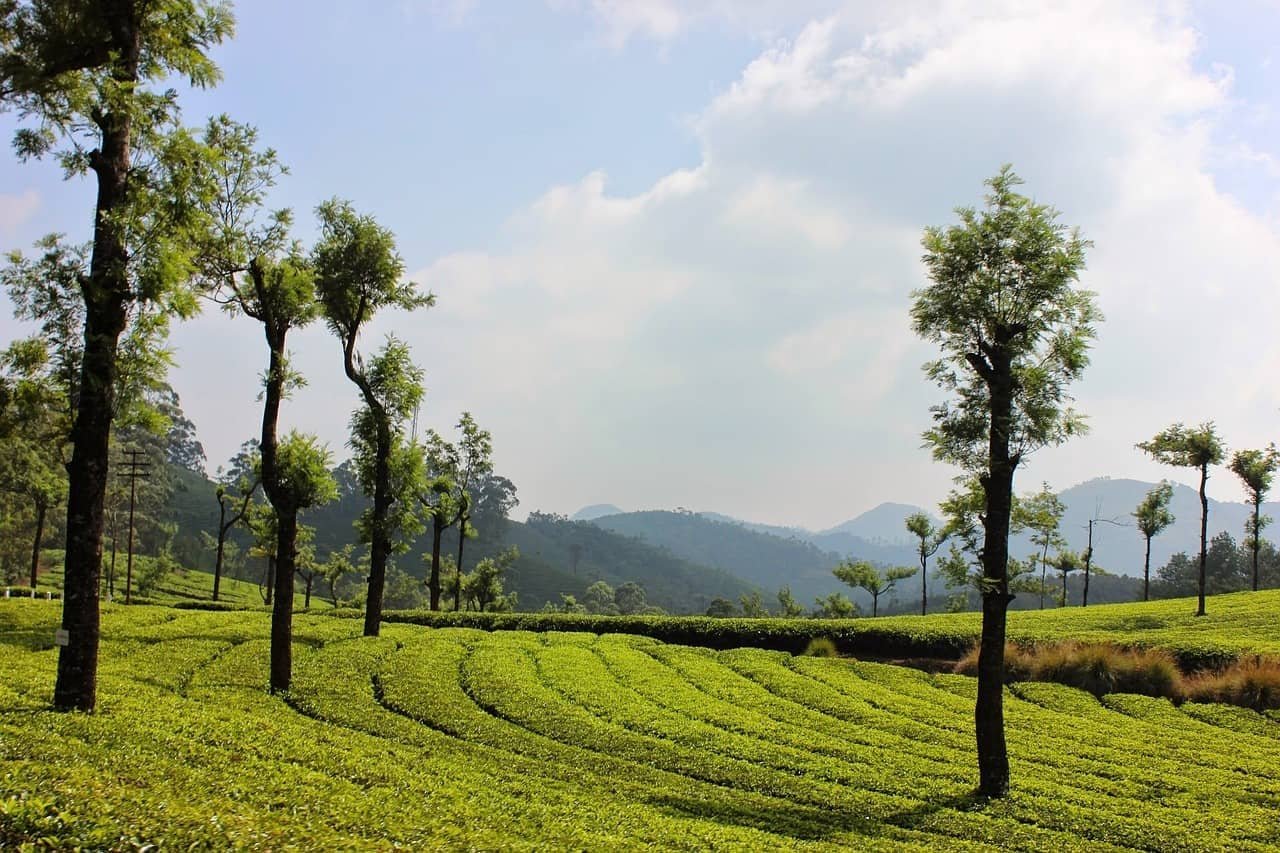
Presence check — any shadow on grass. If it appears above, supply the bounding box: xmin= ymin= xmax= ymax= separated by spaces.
xmin=646 ymin=789 xmax=988 ymax=842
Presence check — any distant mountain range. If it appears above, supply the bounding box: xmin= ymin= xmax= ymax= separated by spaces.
xmin=572 ymin=476 xmax=1277 ymax=611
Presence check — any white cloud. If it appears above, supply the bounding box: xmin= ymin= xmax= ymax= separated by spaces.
xmin=0 ymin=190 xmax=39 ymax=240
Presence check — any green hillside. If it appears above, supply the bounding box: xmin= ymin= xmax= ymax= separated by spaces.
xmin=3 ymin=601 xmax=1279 ymax=849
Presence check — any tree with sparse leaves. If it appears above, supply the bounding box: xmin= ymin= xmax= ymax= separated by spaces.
xmin=776 ymin=586 xmax=806 ymax=618
xmin=905 ymin=511 xmax=946 ymax=615
xmin=1132 ymin=481 xmax=1175 ymax=602
xmin=1138 ymin=423 xmax=1225 ymax=616
xmin=1014 ymin=484 xmax=1065 ymax=610
xmin=313 ymin=199 xmax=432 ymax=637
xmin=211 ymin=440 xmax=258 ymax=601
xmin=834 ymin=559 xmax=916 ymax=617
xmin=911 ymin=166 xmax=1098 ymax=797
xmin=1228 ymin=446 xmax=1278 ymax=593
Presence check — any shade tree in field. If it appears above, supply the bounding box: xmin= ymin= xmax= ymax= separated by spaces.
xmin=905 ymin=511 xmax=947 ymax=615
xmin=1133 ymin=481 xmax=1175 ymax=602
xmin=2 ymin=0 xmax=235 ymax=711
xmin=1228 ymin=446 xmax=1278 ymax=592
xmin=911 ymin=166 xmax=1098 ymax=796
xmin=1014 ymin=484 xmax=1065 ymax=610
xmin=418 ymin=430 xmax=460 ymax=611
xmin=738 ymin=591 xmax=768 ymax=617
xmin=313 ymin=199 xmax=432 ymax=636
xmin=211 ymin=440 xmax=259 ymax=601
xmin=449 ymin=412 xmax=494 ymax=611
xmin=812 ymin=592 xmax=858 ymax=619
xmin=1137 ymin=422 xmax=1225 ymax=616
xmin=1157 ymin=531 xmax=1249 ymax=598
xmin=834 ymin=559 xmax=916 ymax=617
xmin=459 ymin=546 xmax=519 ymax=613
xmin=319 ymin=544 xmax=357 ymax=607
xmin=776 ymin=585 xmax=807 ymax=617
xmin=1051 ymin=550 xmax=1083 ymax=606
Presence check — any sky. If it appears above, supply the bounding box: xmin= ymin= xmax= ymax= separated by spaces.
xmin=2 ymin=0 xmax=1279 ymax=529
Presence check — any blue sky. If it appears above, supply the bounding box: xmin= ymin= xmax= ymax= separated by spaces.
xmin=2 ymin=1 xmax=1279 ymax=528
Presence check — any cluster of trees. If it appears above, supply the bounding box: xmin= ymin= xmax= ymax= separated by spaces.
xmin=549 ymin=579 xmax=664 ymax=616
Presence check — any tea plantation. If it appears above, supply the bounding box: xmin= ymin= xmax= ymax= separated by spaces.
xmin=3 ymin=599 xmax=1279 ymax=850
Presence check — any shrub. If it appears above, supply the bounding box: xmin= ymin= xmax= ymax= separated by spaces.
xmin=955 ymin=641 xmax=1180 ymax=699
xmin=803 ymin=637 xmax=838 ymax=658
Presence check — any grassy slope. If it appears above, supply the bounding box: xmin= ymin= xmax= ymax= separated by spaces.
xmin=2 ymin=601 xmax=1279 ymax=850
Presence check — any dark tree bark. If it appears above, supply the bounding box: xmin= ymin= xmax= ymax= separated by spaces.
xmin=454 ymin=517 xmax=468 ymax=613
xmin=920 ymin=549 xmax=928 ymax=617
xmin=53 ymin=0 xmax=142 ymax=714
xmin=1251 ymin=497 xmax=1261 ymax=593
xmin=269 ymin=510 xmax=297 ymax=693
xmin=1196 ymin=463 xmax=1209 ymax=617
xmin=427 ymin=517 xmax=444 ymax=611
xmin=973 ymin=343 xmax=1016 ymax=798
xmin=1143 ymin=535 xmax=1152 ymax=602
xmin=1081 ymin=519 xmax=1094 ymax=608
xmin=30 ymin=500 xmax=47 ymax=590
xmin=214 ymin=495 xmax=227 ymax=601
xmin=303 ymin=572 xmax=313 ymax=609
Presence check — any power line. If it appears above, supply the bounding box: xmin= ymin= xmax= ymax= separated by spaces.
xmin=117 ymin=449 xmax=152 ymax=605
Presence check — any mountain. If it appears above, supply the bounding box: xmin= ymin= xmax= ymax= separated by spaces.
xmin=571 ymin=504 xmax=625 ymax=521
xmin=819 ymin=502 xmax=933 ymax=547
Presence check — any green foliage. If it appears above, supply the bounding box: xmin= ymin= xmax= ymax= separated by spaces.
xmin=912 ymin=166 xmax=1099 ymax=472
xmin=1133 ymin=481 xmax=1175 ymax=541
xmin=802 ymin=637 xmax=838 ymax=657
xmin=812 ymin=592 xmax=858 ymax=619
xmin=833 ymin=559 xmax=916 ymax=617
xmin=776 ymin=586 xmax=806 ymax=618
xmin=1138 ymin=423 xmax=1227 ymax=472
xmin=274 ymin=431 xmax=338 ymax=511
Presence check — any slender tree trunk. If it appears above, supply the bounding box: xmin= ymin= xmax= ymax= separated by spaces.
xmin=975 ymin=349 xmax=1016 ymax=798
xmin=1197 ymin=465 xmax=1208 ymax=617
xmin=454 ymin=520 xmax=468 ymax=613
xmin=428 ymin=519 xmax=443 ymax=611
xmin=1081 ymin=520 xmax=1092 ymax=608
xmin=304 ymin=574 xmax=313 ymax=609
xmin=262 ymin=556 xmax=274 ymax=605
xmin=1061 ymin=571 xmax=1068 ymax=607
xmin=1252 ymin=498 xmax=1261 ymax=592
xmin=1039 ymin=543 xmax=1049 ymax=610
xmin=270 ymin=510 xmax=298 ymax=693
xmin=213 ymin=496 xmax=227 ymax=602
xmin=30 ymin=501 xmax=46 ymax=590
xmin=1143 ymin=536 xmax=1152 ymax=602
xmin=920 ymin=548 xmax=928 ymax=616
xmin=108 ymin=513 xmax=117 ymax=599
xmin=871 ymin=591 xmax=878 ymax=618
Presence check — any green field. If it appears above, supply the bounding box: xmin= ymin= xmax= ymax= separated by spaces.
xmin=3 ymin=599 xmax=1279 ymax=850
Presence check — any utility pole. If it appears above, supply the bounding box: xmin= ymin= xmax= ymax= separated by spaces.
xmin=1080 ymin=504 xmax=1128 ymax=607
xmin=118 ymin=449 xmax=152 ymax=604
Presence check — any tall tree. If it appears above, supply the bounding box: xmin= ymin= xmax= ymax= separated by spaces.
xmin=834 ymin=559 xmax=916 ymax=617
xmin=211 ymin=440 xmax=259 ymax=601
xmin=449 ymin=413 xmax=493 ymax=610
xmin=1014 ymin=484 xmax=1065 ymax=610
xmin=1132 ymin=481 xmax=1175 ymax=602
xmin=2 ymin=0 xmax=235 ymax=712
xmin=911 ymin=166 xmax=1097 ymax=797
xmin=1228 ymin=446 xmax=1278 ymax=593
xmin=905 ymin=511 xmax=946 ymax=615
xmin=313 ymin=199 xmax=432 ymax=636
xmin=1051 ymin=550 xmax=1082 ymax=606
xmin=1138 ymin=423 xmax=1225 ymax=617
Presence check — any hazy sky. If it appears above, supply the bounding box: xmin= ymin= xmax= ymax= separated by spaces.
xmin=2 ymin=0 xmax=1278 ymax=528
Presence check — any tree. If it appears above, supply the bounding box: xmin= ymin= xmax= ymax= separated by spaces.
xmin=911 ymin=166 xmax=1097 ymax=796
xmin=3 ymin=0 xmax=235 ymax=712
xmin=812 ymin=592 xmax=857 ymax=619
xmin=319 ymin=544 xmax=356 ymax=607
xmin=212 ymin=440 xmax=259 ymax=601
xmin=776 ymin=586 xmax=806 ymax=618
xmin=313 ymin=199 xmax=432 ymax=636
xmin=583 ymin=580 xmax=618 ymax=615
xmin=1228 ymin=446 xmax=1278 ymax=592
xmin=615 ymin=582 xmax=649 ymax=615
xmin=833 ymin=559 xmax=916 ymax=618
xmin=704 ymin=597 xmax=737 ymax=618
xmin=418 ymin=430 xmax=459 ymax=611
xmin=905 ymin=511 xmax=946 ymax=615
xmin=1133 ymin=481 xmax=1175 ymax=602
xmin=1156 ymin=532 xmax=1247 ymax=597
xmin=1051 ymin=550 xmax=1082 ymax=606
xmin=1137 ymin=423 xmax=1226 ymax=616
xmin=265 ymin=432 xmax=336 ymax=691
xmin=937 ymin=477 xmax=1030 ymax=599
xmin=449 ymin=413 xmax=493 ymax=611
xmin=1014 ymin=484 xmax=1065 ymax=610
xmin=738 ymin=591 xmax=767 ymax=618
xmin=461 ymin=546 xmax=519 ymax=612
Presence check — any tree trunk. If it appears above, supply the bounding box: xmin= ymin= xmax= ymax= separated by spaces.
xmin=1038 ymin=543 xmax=1048 ymax=610
xmin=30 ymin=501 xmax=46 ymax=590
xmin=304 ymin=574 xmax=313 ymax=609
xmin=920 ymin=548 xmax=928 ymax=616
xmin=975 ymin=347 xmax=1016 ymax=798
xmin=1061 ymin=571 xmax=1068 ymax=607
xmin=1197 ymin=464 xmax=1208 ymax=617
xmin=1081 ymin=519 xmax=1093 ymax=608
xmin=871 ymin=591 xmax=878 ymax=618
xmin=270 ymin=510 xmax=298 ymax=693
xmin=263 ymin=555 xmax=275 ymax=605
xmin=454 ymin=518 xmax=468 ymax=613
xmin=53 ymin=3 xmax=141 ymax=714
xmin=1143 ymin=536 xmax=1152 ymax=602
xmin=1252 ymin=498 xmax=1261 ymax=592
xmin=428 ymin=519 xmax=443 ymax=611
xmin=213 ymin=496 xmax=227 ymax=602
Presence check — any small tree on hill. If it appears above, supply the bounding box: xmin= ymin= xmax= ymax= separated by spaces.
xmin=1228 ymin=446 xmax=1278 ymax=592
xmin=834 ymin=559 xmax=916 ymax=617
xmin=905 ymin=512 xmax=946 ymax=615
xmin=911 ymin=166 xmax=1098 ymax=796
xmin=1051 ymin=550 xmax=1082 ymax=606
xmin=812 ymin=592 xmax=857 ymax=619
xmin=1138 ymin=423 xmax=1225 ymax=616
xmin=212 ymin=440 xmax=259 ymax=601
xmin=777 ymin=586 xmax=806 ymax=617
xmin=1133 ymin=481 xmax=1175 ymax=602
xmin=1014 ymin=484 xmax=1065 ymax=610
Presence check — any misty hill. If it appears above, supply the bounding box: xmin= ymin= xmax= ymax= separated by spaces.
xmin=571 ymin=504 xmax=625 ymax=521
xmin=819 ymin=502 xmax=927 ymax=546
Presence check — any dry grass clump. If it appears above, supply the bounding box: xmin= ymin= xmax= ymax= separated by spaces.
xmin=1183 ymin=656 xmax=1280 ymax=711
xmin=803 ymin=637 xmax=840 ymax=658
xmin=955 ymin=642 xmax=1180 ymax=701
